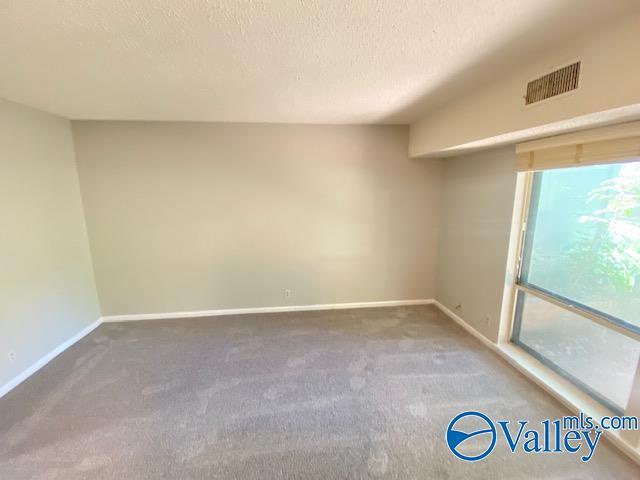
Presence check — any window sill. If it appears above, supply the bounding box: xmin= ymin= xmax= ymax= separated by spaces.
xmin=433 ymin=300 xmax=640 ymax=465
xmin=498 ymin=342 xmax=640 ymax=462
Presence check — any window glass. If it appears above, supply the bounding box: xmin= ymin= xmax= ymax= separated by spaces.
xmin=522 ymin=161 xmax=640 ymax=327
xmin=515 ymin=292 xmax=640 ymax=411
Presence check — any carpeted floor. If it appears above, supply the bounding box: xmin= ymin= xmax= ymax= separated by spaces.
xmin=0 ymin=305 xmax=637 ymax=479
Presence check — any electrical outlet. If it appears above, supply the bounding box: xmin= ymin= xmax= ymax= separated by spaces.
xmin=8 ymin=351 xmax=16 ymax=363
xmin=284 ymin=288 xmax=292 ymax=298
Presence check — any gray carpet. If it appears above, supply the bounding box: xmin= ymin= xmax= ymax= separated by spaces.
xmin=0 ymin=305 xmax=637 ymax=479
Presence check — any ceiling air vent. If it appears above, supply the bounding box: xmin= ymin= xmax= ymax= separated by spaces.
xmin=525 ymin=61 xmax=581 ymax=105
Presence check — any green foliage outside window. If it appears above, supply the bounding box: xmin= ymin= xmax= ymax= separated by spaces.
xmin=570 ymin=165 xmax=640 ymax=294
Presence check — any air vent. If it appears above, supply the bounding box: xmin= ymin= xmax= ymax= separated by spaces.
xmin=525 ymin=61 xmax=581 ymax=105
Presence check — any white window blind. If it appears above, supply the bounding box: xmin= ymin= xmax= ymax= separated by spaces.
xmin=516 ymin=121 xmax=640 ymax=172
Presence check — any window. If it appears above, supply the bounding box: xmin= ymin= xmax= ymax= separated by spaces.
xmin=512 ymin=160 xmax=640 ymax=414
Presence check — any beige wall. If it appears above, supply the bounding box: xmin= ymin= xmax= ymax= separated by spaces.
xmin=72 ymin=122 xmax=442 ymax=316
xmin=0 ymin=99 xmax=100 ymax=389
xmin=435 ymin=146 xmax=518 ymax=342
xmin=410 ymin=12 xmax=640 ymax=157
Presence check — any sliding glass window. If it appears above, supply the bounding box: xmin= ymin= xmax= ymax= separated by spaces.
xmin=512 ymin=160 xmax=640 ymax=414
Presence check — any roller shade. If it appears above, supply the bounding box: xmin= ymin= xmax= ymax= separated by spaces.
xmin=516 ymin=121 xmax=640 ymax=172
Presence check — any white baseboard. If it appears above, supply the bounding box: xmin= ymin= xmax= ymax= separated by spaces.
xmin=433 ymin=300 xmax=498 ymax=351
xmin=102 ymin=298 xmax=436 ymax=323
xmin=0 ymin=300 xmax=434 ymax=398
xmin=0 ymin=317 xmax=102 ymax=399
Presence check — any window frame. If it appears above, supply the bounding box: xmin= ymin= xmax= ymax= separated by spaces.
xmin=510 ymin=168 xmax=640 ymax=416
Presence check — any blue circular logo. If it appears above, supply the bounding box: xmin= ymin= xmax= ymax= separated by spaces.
xmin=446 ymin=411 xmax=496 ymax=461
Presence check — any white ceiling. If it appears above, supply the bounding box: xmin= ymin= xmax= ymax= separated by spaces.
xmin=0 ymin=0 xmax=636 ymax=123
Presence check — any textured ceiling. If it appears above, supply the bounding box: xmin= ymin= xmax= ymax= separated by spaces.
xmin=0 ymin=0 xmax=637 ymax=123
